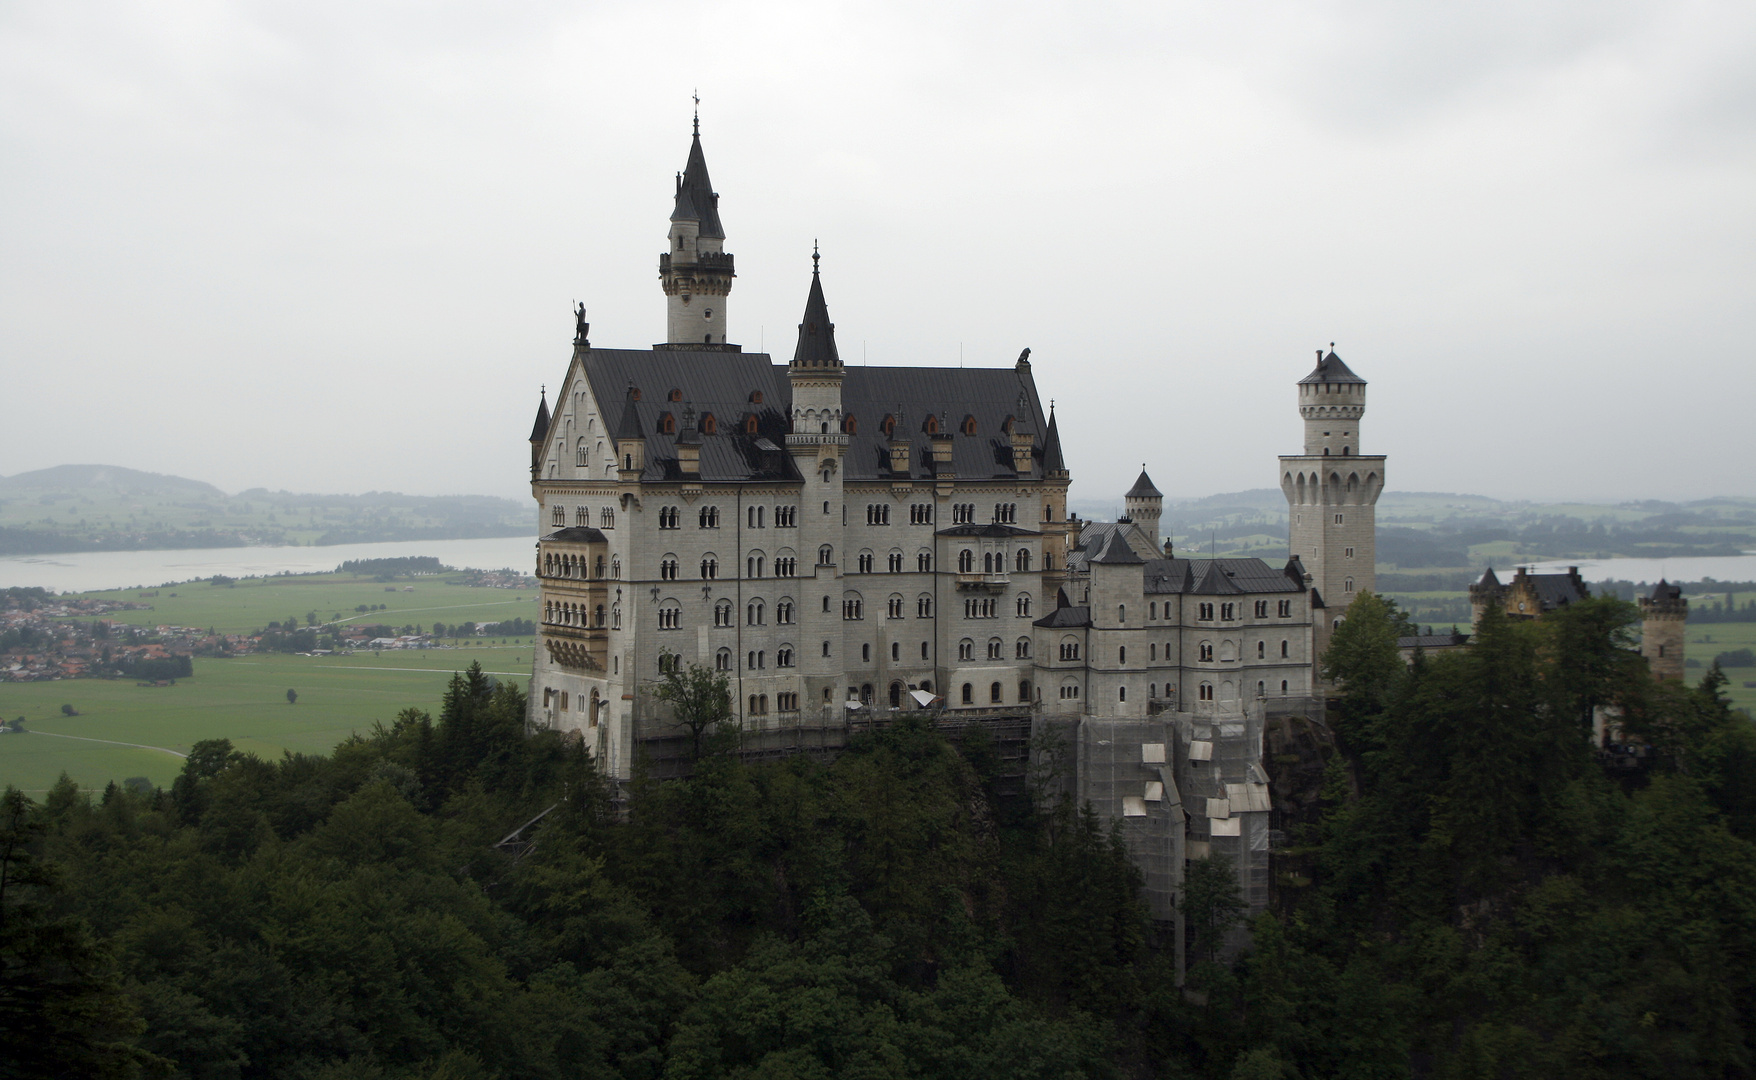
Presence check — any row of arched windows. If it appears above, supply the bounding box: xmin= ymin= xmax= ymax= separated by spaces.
xmin=549 ymin=505 xmax=614 ymax=528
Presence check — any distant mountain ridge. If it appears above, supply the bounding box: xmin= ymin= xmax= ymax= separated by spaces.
xmin=0 ymin=464 xmax=227 ymax=498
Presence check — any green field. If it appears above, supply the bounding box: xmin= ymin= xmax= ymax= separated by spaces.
xmin=0 ymin=647 xmax=533 ymax=794
xmin=1688 ymin=621 xmax=1756 ymax=716
xmin=69 ymin=571 xmax=537 ymax=636
xmin=3 ymin=570 xmax=540 ymax=793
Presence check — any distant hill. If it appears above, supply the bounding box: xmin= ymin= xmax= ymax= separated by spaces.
xmin=0 ymin=464 xmax=226 ymax=499
xmin=0 ymin=466 xmax=530 ymax=556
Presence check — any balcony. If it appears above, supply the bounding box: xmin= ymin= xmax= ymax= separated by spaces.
xmin=955 ymin=572 xmax=1010 ymax=592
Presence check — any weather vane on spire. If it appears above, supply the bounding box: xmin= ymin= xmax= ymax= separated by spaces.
xmin=812 ymin=240 xmax=820 ymax=274
xmin=692 ymin=89 xmax=700 ymax=135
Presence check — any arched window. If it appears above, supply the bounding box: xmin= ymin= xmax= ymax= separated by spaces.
xmin=962 ymin=683 xmax=974 ymax=704
xmin=1119 ymin=645 xmax=1127 ymax=664
xmin=600 ymin=508 xmax=614 ymax=528
xmin=714 ymin=600 xmax=733 ymax=627
xmin=701 ymin=412 xmax=716 ymax=435
xmin=1119 ymin=686 xmax=1127 ymax=702
xmin=818 ymin=545 xmax=834 ymax=566
xmin=1281 ymin=679 xmax=1289 ymax=693
xmin=882 ymin=414 xmax=896 ymax=436
xmin=750 ymin=390 xmax=764 ymax=404
xmin=576 ymin=440 xmax=588 ymax=466
xmin=1016 ymin=594 xmax=1032 ymax=617
xmin=958 ymin=549 xmax=974 ymax=573
xmin=843 ymin=414 xmax=857 ymax=435
xmin=715 ymin=648 xmax=732 ymax=671
xmin=668 ymin=388 xmax=682 ymax=402
xmin=923 ymin=414 xmax=939 ymax=435
xmin=747 ymin=600 xmax=764 ymax=626
xmin=1019 ymin=680 xmax=1032 ymax=702
xmin=745 ymin=414 xmax=759 ymax=434
xmin=1016 ymin=637 xmax=1031 ymax=659
xmin=987 ymin=638 xmax=1003 ymax=660
xmin=962 ymin=415 xmax=978 ymax=436
xmin=990 ymin=682 xmax=1003 ymax=703
xmin=959 ymin=638 xmax=974 ymax=661
xmin=1118 ymin=604 xmax=1126 ymax=623
xmin=699 ymin=556 xmax=717 ymax=579
xmin=1017 ymin=548 xmax=1031 ymax=572
xmin=658 ymin=412 xmax=675 ymax=434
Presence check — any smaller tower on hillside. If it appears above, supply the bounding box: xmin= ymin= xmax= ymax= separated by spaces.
xmin=660 ymin=112 xmax=735 ymax=346
xmin=1640 ymin=580 xmax=1688 ymax=681
xmin=1124 ymin=468 xmax=1163 ymax=551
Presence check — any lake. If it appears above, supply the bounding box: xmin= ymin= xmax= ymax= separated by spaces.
xmin=0 ymin=536 xmax=537 ymax=594
xmin=1526 ymin=554 xmax=1756 ymax=586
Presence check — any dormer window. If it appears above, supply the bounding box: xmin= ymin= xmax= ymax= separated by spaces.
xmin=882 ymin=414 xmax=896 ymax=436
xmin=961 ymin=415 xmax=978 ymax=436
xmin=843 ymin=415 xmax=858 ymax=435
xmin=700 ymin=412 xmax=716 ymax=435
xmin=749 ymin=390 xmax=763 ymax=404
xmin=669 ymin=388 xmax=683 ymax=402
xmin=658 ymin=412 xmax=675 ymax=435
xmin=745 ymin=414 xmax=759 ymax=435
xmin=923 ymin=415 xmax=939 ymax=435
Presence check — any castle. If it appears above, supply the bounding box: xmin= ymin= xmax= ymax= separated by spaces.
xmin=523 ymin=121 xmax=1385 ymax=777
xmin=523 ymin=121 xmax=1392 ymax=942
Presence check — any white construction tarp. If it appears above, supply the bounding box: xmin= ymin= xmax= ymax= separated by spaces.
xmin=909 ymin=689 xmax=939 ymax=707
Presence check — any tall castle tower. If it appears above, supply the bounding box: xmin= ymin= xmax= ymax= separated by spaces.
xmin=1640 ymin=580 xmax=1688 ymax=681
xmin=659 ymin=113 xmax=735 ymax=346
xmin=1279 ymin=348 xmax=1386 ymax=668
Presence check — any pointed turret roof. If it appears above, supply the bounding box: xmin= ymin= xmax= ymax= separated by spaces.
xmin=790 ymin=250 xmax=841 ymax=369
xmin=528 ymin=389 xmax=550 ymax=443
xmin=1299 ymin=347 xmax=1366 ymax=385
xmin=1042 ymin=405 xmax=1066 ymax=474
xmin=670 ymin=126 xmax=725 ymax=240
xmin=1126 ymin=468 xmax=1161 ymax=499
xmin=1650 ymin=579 xmax=1682 ymax=602
xmin=615 ymin=385 xmax=644 ymax=441
xmin=1478 ymin=566 xmax=1501 ymax=587
xmin=1090 ymin=529 xmax=1144 ymax=565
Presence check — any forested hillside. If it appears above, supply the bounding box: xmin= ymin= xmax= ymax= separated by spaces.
xmin=3 ymin=596 xmax=1755 ymax=1078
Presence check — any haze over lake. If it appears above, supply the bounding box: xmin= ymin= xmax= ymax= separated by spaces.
xmin=0 ymin=536 xmax=537 ymax=594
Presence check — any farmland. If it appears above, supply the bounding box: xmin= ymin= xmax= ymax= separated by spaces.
xmin=1 ymin=567 xmax=539 ymax=792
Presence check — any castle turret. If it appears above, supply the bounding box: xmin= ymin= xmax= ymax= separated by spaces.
xmin=659 ymin=112 xmax=735 ymax=346
xmin=1125 ymin=467 xmax=1163 ymax=550
xmin=528 ymin=388 xmax=551 ymax=481
xmin=1640 ymin=580 xmax=1688 ymax=681
xmin=1279 ymin=347 xmax=1386 ymax=675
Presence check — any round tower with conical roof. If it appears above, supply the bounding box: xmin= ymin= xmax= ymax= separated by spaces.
xmin=1639 ymin=580 xmax=1688 ymax=681
xmin=660 ymin=112 xmax=735 ymax=346
xmin=1124 ymin=467 xmax=1163 ymax=551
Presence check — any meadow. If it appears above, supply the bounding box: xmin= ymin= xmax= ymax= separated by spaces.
xmin=2 ymin=569 xmax=540 ymax=793
xmin=0 ymin=647 xmax=533 ymax=794
xmin=1688 ymin=619 xmax=1756 ymax=715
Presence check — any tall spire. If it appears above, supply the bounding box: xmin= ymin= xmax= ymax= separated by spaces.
xmin=1042 ymin=402 xmax=1066 ymax=476
xmin=791 ymin=247 xmax=841 ymax=370
xmin=670 ymin=115 xmax=723 ymax=240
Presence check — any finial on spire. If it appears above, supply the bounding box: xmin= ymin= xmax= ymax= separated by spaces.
xmin=812 ymin=240 xmax=820 ymax=275
xmin=692 ymin=89 xmax=700 ymax=135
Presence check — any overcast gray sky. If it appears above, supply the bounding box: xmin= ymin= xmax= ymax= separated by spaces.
xmin=3 ymin=1 xmax=1752 ymax=506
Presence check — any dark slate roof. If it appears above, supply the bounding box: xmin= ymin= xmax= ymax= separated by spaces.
xmin=1478 ymin=567 xmax=1501 ymax=587
xmin=1065 ymin=521 xmax=1131 ymax=573
xmin=1398 ymin=632 xmax=1469 ymax=649
xmin=1650 ymin=579 xmax=1682 ymax=601
xmin=542 ymin=527 xmax=607 ymax=544
xmin=582 ymin=349 xmax=800 ymax=484
xmin=1125 ymin=469 xmax=1162 ymax=499
xmin=1140 ymin=558 xmax=1305 ymax=595
xmin=529 ymin=391 xmax=551 ymax=442
xmin=1035 ymin=590 xmax=1092 ymax=628
xmin=671 ymin=132 xmax=724 ymax=239
xmin=1530 ymin=572 xmax=1590 ymax=611
xmin=1042 ymin=408 xmax=1066 ymax=474
xmin=791 ymin=264 xmax=841 ymax=370
xmin=1090 ymin=529 xmax=1144 ymax=565
xmin=936 ymin=523 xmax=1042 ymax=538
xmin=1299 ymin=349 xmax=1366 ymax=385
xmin=841 ymin=365 xmax=1048 ymax=481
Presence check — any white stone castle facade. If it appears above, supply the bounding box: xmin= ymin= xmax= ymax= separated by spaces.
xmin=525 ymin=123 xmax=1383 ymax=784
